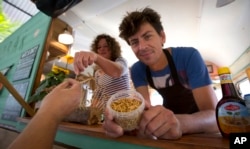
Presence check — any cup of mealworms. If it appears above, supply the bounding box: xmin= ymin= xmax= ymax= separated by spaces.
xmin=106 ymin=90 xmax=145 ymax=131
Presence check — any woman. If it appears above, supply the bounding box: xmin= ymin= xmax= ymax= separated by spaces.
xmin=74 ymin=34 xmax=130 ymax=112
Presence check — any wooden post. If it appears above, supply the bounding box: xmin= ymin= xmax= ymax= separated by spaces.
xmin=0 ymin=72 xmax=35 ymax=117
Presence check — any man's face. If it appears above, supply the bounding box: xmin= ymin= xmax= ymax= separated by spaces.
xmin=128 ymin=23 xmax=165 ymax=66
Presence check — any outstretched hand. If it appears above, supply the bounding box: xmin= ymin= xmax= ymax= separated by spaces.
xmin=38 ymin=78 xmax=82 ymax=122
xmin=74 ymin=51 xmax=97 ymax=75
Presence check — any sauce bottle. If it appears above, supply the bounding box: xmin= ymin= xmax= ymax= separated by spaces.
xmin=216 ymin=67 xmax=250 ymax=138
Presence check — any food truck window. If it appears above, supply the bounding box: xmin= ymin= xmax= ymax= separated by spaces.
xmin=237 ymin=78 xmax=250 ymax=98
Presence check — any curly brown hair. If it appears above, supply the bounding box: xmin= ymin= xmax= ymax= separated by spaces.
xmin=119 ymin=7 xmax=164 ymax=45
xmin=90 ymin=34 xmax=121 ymax=61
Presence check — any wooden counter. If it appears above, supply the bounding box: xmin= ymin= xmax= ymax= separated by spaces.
xmin=17 ymin=118 xmax=229 ymax=149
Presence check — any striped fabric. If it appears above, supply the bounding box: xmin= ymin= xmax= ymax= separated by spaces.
xmin=94 ymin=57 xmax=131 ymax=107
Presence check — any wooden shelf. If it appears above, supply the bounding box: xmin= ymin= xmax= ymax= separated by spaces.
xmin=32 ymin=18 xmax=72 ymax=94
xmin=47 ymin=41 xmax=68 ymax=61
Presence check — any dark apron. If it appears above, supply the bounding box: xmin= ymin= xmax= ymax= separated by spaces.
xmin=146 ymin=49 xmax=199 ymax=114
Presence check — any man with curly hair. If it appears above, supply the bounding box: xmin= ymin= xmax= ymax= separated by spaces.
xmin=103 ymin=7 xmax=219 ymax=140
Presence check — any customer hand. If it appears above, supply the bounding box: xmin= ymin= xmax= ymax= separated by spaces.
xmin=138 ymin=105 xmax=182 ymax=139
xmin=74 ymin=51 xmax=97 ymax=75
xmin=38 ymin=78 xmax=82 ymax=122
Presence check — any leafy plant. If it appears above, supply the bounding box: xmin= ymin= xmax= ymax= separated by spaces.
xmin=28 ymin=70 xmax=68 ymax=103
xmin=0 ymin=0 xmax=21 ymax=42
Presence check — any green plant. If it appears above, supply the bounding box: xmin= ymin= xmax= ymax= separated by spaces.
xmin=28 ymin=70 xmax=67 ymax=103
xmin=0 ymin=0 xmax=21 ymax=42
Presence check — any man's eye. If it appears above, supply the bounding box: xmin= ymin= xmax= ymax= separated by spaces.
xmin=145 ymin=35 xmax=151 ymax=40
xmin=130 ymin=41 xmax=138 ymax=46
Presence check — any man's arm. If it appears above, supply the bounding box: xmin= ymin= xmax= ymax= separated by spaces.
xmin=104 ymin=85 xmax=219 ymax=139
xmin=138 ymin=85 xmax=219 ymax=139
xmin=177 ymin=85 xmax=219 ymax=134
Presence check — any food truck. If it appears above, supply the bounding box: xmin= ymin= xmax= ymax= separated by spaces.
xmin=1 ymin=0 xmax=250 ymax=148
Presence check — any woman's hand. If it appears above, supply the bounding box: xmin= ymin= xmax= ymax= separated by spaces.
xmin=74 ymin=51 xmax=97 ymax=75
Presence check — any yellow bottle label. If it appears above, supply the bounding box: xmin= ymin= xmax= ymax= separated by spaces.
xmin=217 ymin=101 xmax=250 ymax=134
xmin=219 ymin=74 xmax=233 ymax=84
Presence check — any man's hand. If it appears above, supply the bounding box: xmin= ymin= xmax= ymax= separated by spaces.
xmin=103 ymin=109 xmax=124 ymax=138
xmin=139 ymin=105 xmax=182 ymax=139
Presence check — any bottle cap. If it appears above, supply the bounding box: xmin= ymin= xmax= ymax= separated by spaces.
xmin=218 ymin=67 xmax=230 ymax=75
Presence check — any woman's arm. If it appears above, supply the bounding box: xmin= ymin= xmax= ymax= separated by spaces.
xmin=74 ymin=51 xmax=125 ymax=78
xmin=95 ymin=55 xmax=125 ymax=78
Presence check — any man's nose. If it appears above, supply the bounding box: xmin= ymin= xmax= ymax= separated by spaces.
xmin=138 ymin=40 xmax=147 ymax=50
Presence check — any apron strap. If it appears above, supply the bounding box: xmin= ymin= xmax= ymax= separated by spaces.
xmin=163 ymin=49 xmax=181 ymax=85
xmin=146 ymin=67 xmax=156 ymax=89
xmin=146 ymin=48 xmax=181 ymax=88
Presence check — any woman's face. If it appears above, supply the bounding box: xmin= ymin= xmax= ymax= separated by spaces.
xmin=97 ymin=38 xmax=111 ymax=59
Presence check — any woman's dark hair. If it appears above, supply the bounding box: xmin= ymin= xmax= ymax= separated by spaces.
xmin=119 ymin=7 xmax=164 ymax=45
xmin=91 ymin=34 xmax=122 ymax=61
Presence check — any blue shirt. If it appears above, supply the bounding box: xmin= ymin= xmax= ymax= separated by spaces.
xmin=131 ymin=47 xmax=211 ymax=90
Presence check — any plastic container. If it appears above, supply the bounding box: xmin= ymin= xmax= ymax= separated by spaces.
xmin=106 ymin=90 xmax=145 ymax=131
